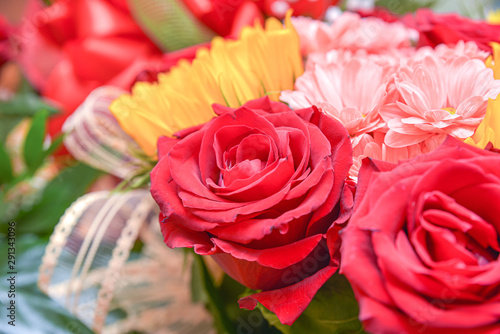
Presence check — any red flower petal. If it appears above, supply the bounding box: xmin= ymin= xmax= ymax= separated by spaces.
xmin=238 ymin=265 xmax=338 ymax=325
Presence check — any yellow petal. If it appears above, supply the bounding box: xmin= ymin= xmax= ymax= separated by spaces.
xmin=486 ymin=42 xmax=500 ymax=80
xmin=465 ymin=98 xmax=500 ymax=149
xmin=487 ymin=9 xmax=500 ymax=24
xmin=110 ymin=11 xmax=303 ymax=156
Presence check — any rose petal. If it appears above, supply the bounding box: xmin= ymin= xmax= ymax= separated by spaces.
xmin=238 ymin=265 xmax=338 ymax=325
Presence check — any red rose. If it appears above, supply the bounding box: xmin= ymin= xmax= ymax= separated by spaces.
xmin=133 ymin=43 xmax=207 ymax=84
xmin=18 ymin=0 xmax=163 ymax=136
xmin=180 ymin=0 xmax=335 ymax=37
xmin=150 ymin=97 xmax=353 ymax=325
xmin=258 ymin=0 xmax=338 ymax=20
xmin=0 ymin=15 xmax=13 ymax=68
xmin=180 ymin=0 xmax=263 ymax=37
xmin=403 ymin=8 xmax=500 ymax=52
xmin=341 ymin=137 xmax=500 ymax=334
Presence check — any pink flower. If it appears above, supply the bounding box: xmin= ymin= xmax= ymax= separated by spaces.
xmin=305 ymin=48 xmax=409 ymax=71
xmin=406 ymin=40 xmax=489 ymax=66
xmin=292 ymin=12 xmax=416 ymax=56
xmin=380 ymin=51 xmax=500 ymax=148
xmin=350 ymin=131 xmax=423 ymax=178
xmin=281 ymin=53 xmax=395 ymax=147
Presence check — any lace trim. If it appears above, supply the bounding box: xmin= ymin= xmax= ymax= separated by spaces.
xmin=38 ymin=190 xmax=213 ymax=333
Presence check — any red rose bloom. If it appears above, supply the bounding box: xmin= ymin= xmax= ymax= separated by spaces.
xmin=258 ymin=0 xmax=338 ymax=20
xmin=403 ymin=8 xmax=500 ymax=52
xmin=18 ymin=0 xmax=163 ymax=136
xmin=341 ymin=137 xmax=500 ymax=334
xmin=180 ymin=0 xmax=335 ymax=36
xmin=150 ymin=97 xmax=353 ymax=325
xmin=180 ymin=0 xmax=263 ymax=37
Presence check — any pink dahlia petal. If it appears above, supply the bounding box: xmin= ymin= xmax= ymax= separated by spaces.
xmin=281 ymin=54 xmax=391 ymax=141
xmin=385 ymin=129 xmax=432 ymax=148
xmin=292 ymin=12 xmax=416 ymax=56
xmin=382 ymin=49 xmax=500 ymax=149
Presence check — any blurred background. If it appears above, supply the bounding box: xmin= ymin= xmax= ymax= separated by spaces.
xmin=1 ymin=0 xmax=500 ymax=23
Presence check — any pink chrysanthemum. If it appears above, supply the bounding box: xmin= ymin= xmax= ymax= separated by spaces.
xmin=292 ymin=12 xmax=417 ymax=56
xmin=350 ymin=131 xmax=423 ymax=178
xmin=403 ymin=40 xmax=489 ymax=67
xmin=281 ymin=54 xmax=395 ymax=147
xmin=380 ymin=52 xmax=500 ymax=148
xmin=305 ymin=48 xmax=409 ymax=71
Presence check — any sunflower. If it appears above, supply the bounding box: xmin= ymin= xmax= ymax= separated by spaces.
xmin=110 ymin=12 xmax=303 ymax=156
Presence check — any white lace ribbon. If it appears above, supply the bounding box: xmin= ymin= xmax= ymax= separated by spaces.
xmin=38 ymin=189 xmax=213 ymax=334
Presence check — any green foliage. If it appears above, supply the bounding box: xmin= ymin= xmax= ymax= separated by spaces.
xmin=0 ymin=105 xmax=100 ymax=231
xmin=0 ymin=92 xmax=68 ymax=224
xmin=374 ymin=0 xmax=436 ymax=15
xmin=257 ymin=273 xmax=366 ymax=334
xmin=0 ymin=142 xmax=13 ymax=184
xmin=0 ymin=91 xmax=58 ymax=142
xmin=23 ymin=109 xmax=49 ymax=174
xmin=128 ymin=0 xmax=215 ymax=52
xmin=14 ymin=163 xmax=101 ymax=235
xmin=190 ymin=254 xmax=282 ymax=334
xmin=193 ymin=254 xmax=236 ymax=334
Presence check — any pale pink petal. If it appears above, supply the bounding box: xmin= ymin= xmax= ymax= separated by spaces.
xmin=385 ymin=130 xmax=432 ymax=148
xmin=422 ymin=109 xmax=455 ymax=122
xmin=447 ymin=126 xmax=476 ymax=138
xmin=456 ymin=96 xmax=488 ymax=118
xmin=379 ymin=103 xmax=409 ymax=121
xmin=380 ymin=49 xmax=500 ymax=149
xmin=283 ymin=54 xmax=388 ymax=139
xmin=292 ymin=12 xmax=415 ymax=57
xmin=387 ymin=119 xmax=429 ymax=135
xmin=422 ymin=134 xmax=447 ymax=152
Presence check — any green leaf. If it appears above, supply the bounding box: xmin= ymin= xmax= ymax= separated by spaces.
xmin=194 ymin=254 xmax=236 ymax=334
xmin=260 ymin=273 xmax=366 ymax=334
xmin=375 ymin=0 xmax=436 ymax=15
xmin=190 ymin=253 xmax=208 ymax=304
xmin=128 ymin=0 xmax=215 ymax=52
xmin=0 ymin=142 xmax=13 ymax=184
xmin=0 ymin=93 xmax=58 ymax=116
xmin=0 ymin=92 xmax=58 ymax=142
xmin=14 ymin=163 xmax=102 ymax=236
xmin=0 ymin=234 xmax=94 ymax=334
xmin=0 ymin=115 xmax=25 ymax=144
xmin=23 ymin=109 xmax=49 ymax=174
xmin=42 ymin=132 xmax=66 ymax=159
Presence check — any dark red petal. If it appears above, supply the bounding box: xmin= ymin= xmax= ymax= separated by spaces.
xmin=199 ymin=108 xmax=281 ymax=186
xmin=242 ymin=96 xmax=291 ymax=114
xmin=212 ymin=234 xmax=323 ymax=269
xmin=159 ymin=213 xmax=215 ymax=255
xmin=157 ymin=136 xmax=178 ymax=159
xmin=238 ymin=265 xmax=337 ymax=325
xmin=185 ymin=183 xmax=291 ymax=223
xmin=151 ymin=156 xmax=219 ymax=231
xmin=168 ymin=128 xmax=222 ymax=202
xmin=208 ymin=170 xmax=335 ymax=241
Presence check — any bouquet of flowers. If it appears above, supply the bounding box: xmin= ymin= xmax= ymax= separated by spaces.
xmin=1 ymin=0 xmax=500 ymax=333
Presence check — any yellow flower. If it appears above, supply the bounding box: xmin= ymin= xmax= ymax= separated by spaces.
xmin=465 ymin=98 xmax=500 ymax=149
xmin=110 ymin=12 xmax=303 ymax=156
xmin=487 ymin=9 xmax=500 ymax=24
xmin=486 ymin=42 xmax=500 ymax=80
